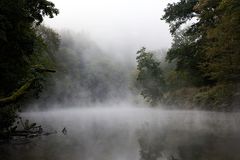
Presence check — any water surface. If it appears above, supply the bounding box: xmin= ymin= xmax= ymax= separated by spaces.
xmin=1 ymin=106 xmax=240 ymax=160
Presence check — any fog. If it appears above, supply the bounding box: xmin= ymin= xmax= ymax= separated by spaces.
xmin=44 ymin=0 xmax=177 ymax=62
xmin=29 ymin=0 xmax=180 ymax=107
xmin=30 ymin=30 xmax=145 ymax=108
xmin=2 ymin=107 xmax=240 ymax=160
xmin=3 ymin=1 xmax=240 ymax=160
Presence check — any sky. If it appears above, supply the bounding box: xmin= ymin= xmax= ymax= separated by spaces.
xmin=45 ymin=0 xmax=177 ymax=60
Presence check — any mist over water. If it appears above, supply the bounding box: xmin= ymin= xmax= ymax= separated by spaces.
xmin=9 ymin=14 xmax=237 ymax=160
xmin=1 ymin=0 xmax=240 ymax=160
xmin=1 ymin=105 xmax=240 ymax=160
xmin=31 ymin=0 xmax=175 ymax=108
xmin=13 ymin=18 xmax=239 ymax=160
xmin=45 ymin=0 xmax=175 ymax=58
xmin=29 ymin=30 xmax=143 ymax=108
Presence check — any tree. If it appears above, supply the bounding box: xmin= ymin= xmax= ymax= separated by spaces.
xmin=162 ymin=0 xmax=199 ymax=35
xmin=200 ymin=0 xmax=240 ymax=82
xmin=166 ymin=29 xmax=207 ymax=86
xmin=136 ymin=47 xmax=165 ymax=105
xmin=161 ymin=0 xmax=240 ymax=109
xmin=161 ymin=0 xmax=232 ymax=86
xmin=0 ymin=0 xmax=59 ymax=95
xmin=0 ymin=0 xmax=59 ymax=137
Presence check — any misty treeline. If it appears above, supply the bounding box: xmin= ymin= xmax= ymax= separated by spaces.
xmin=34 ymin=31 xmax=135 ymax=107
xmin=136 ymin=0 xmax=240 ymax=110
xmin=0 ymin=0 xmax=135 ymax=138
xmin=0 ymin=0 xmax=240 ymax=139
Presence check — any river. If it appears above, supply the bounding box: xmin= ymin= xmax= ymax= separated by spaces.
xmin=1 ymin=105 xmax=240 ymax=160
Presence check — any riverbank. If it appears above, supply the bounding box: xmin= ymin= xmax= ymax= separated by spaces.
xmin=161 ymin=83 xmax=240 ymax=111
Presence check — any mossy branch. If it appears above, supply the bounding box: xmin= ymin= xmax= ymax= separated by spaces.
xmin=0 ymin=67 xmax=56 ymax=106
xmin=0 ymin=78 xmax=36 ymax=106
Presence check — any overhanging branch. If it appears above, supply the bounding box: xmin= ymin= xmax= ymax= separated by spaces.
xmin=0 ymin=67 xmax=56 ymax=107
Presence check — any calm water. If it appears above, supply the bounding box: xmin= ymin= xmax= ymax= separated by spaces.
xmin=1 ymin=106 xmax=240 ymax=160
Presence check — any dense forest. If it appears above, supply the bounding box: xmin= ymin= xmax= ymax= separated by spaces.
xmin=0 ymin=0 xmax=60 ymax=138
xmin=0 ymin=0 xmax=240 ymax=140
xmin=136 ymin=0 xmax=240 ymax=110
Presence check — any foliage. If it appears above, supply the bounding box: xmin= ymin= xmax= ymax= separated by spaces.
xmin=136 ymin=47 xmax=166 ymax=105
xmin=136 ymin=0 xmax=240 ymax=109
xmin=166 ymin=29 xmax=207 ymax=86
xmin=162 ymin=0 xmax=199 ymax=34
xmin=193 ymin=83 xmax=234 ymax=110
xmin=0 ymin=0 xmax=58 ymax=137
xmin=162 ymin=87 xmax=199 ymax=109
xmin=200 ymin=0 xmax=240 ymax=82
xmin=162 ymin=0 xmax=240 ymax=84
xmin=148 ymin=0 xmax=240 ymax=109
xmin=0 ymin=0 xmax=59 ymax=95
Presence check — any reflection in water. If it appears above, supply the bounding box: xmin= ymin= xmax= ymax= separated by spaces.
xmin=1 ymin=106 xmax=240 ymax=160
